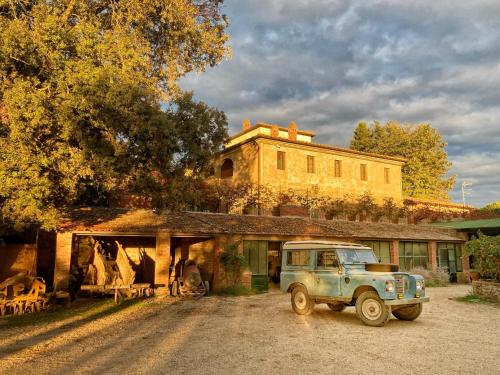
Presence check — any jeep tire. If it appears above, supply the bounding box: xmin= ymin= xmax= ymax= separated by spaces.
xmin=327 ymin=303 xmax=346 ymax=312
xmin=392 ymin=303 xmax=422 ymax=321
xmin=291 ymin=285 xmax=314 ymax=315
xmin=355 ymin=291 xmax=390 ymax=327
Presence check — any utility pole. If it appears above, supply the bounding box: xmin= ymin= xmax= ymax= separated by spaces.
xmin=461 ymin=181 xmax=472 ymax=207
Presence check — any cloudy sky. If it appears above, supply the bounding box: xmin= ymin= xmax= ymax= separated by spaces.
xmin=181 ymin=0 xmax=500 ymax=207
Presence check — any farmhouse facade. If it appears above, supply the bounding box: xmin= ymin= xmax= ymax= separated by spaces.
xmin=214 ymin=121 xmax=406 ymax=202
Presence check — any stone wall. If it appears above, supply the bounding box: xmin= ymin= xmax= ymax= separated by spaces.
xmin=472 ymin=280 xmax=500 ymax=302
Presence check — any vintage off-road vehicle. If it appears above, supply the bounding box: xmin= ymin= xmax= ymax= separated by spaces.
xmin=280 ymin=241 xmax=429 ymax=327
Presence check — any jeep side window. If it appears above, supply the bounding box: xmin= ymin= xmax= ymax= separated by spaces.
xmin=316 ymin=251 xmax=339 ymax=268
xmin=286 ymin=250 xmax=310 ymax=266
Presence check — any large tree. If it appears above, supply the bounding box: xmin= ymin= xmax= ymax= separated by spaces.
xmin=350 ymin=121 xmax=456 ymax=200
xmin=0 ymin=0 xmax=229 ymax=229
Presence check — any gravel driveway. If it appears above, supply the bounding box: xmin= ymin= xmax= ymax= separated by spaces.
xmin=0 ymin=285 xmax=498 ymax=375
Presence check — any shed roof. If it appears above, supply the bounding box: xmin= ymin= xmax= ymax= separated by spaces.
xmin=431 ymin=218 xmax=500 ymax=230
xmin=59 ymin=208 xmax=463 ymax=242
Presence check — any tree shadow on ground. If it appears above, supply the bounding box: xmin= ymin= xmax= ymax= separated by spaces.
xmin=0 ymin=298 xmax=146 ymax=359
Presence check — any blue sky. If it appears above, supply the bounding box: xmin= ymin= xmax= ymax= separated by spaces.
xmin=181 ymin=0 xmax=500 ymax=207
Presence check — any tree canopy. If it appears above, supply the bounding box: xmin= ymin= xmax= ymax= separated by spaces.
xmin=350 ymin=121 xmax=455 ymax=200
xmin=0 ymin=0 xmax=230 ymax=229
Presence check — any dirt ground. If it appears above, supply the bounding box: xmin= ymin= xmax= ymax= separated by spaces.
xmin=0 ymin=285 xmax=498 ymax=375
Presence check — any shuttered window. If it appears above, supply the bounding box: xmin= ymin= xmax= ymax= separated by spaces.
xmin=360 ymin=164 xmax=368 ymax=181
xmin=307 ymin=155 xmax=315 ymax=173
xmin=277 ymin=151 xmax=286 ymax=170
xmin=384 ymin=168 xmax=391 ymax=184
xmin=334 ymin=160 xmax=342 ymax=177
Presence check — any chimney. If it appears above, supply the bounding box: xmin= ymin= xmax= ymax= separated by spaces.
xmin=288 ymin=121 xmax=298 ymax=141
xmin=271 ymin=125 xmax=279 ymax=137
xmin=242 ymin=119 xmax=251 ymax=131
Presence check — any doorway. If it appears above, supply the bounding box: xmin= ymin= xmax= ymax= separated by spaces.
xmin=267 ymin=241 xmax=283 ymax=290
xmin=437 ymin=243 xmax=462 ymax=282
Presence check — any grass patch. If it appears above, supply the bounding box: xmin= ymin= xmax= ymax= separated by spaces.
xmin=454 ymin=293 xmax=499 ymax=306
xmin=0 ymin=297 xmax=148 ymax=329
xmin=215 ymin=285 xmax=259 ymax=296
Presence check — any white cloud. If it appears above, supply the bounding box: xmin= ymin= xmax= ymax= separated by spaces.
xmin=180 ymin=0 xmax=500 ymax=206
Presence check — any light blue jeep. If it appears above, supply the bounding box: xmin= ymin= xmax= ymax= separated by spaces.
xmin=280 ymin=241 xmax=429 ymax=327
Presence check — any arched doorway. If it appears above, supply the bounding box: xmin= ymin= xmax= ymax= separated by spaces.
xmin=220 ymin=158 xmax=234 ymax=179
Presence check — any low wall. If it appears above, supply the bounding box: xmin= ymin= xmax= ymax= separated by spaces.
xmin=472 ymin=280 xmax=500 ymax=302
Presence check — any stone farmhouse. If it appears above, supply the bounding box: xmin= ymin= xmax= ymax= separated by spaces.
xmin=214 ymin=120 xmax=406 ymax=203
xmin=0 ymin=121 xmax=472 ymax=294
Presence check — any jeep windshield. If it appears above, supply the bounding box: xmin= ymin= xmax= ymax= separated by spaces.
xmin=336 ymin=249 xmax=378 ymax=264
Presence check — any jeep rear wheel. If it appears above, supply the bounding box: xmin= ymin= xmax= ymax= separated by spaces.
xmin=355 ymin=291 xmax=390 ymax=327
xmin=392 ymin=303 xmax=422 ymax=321
xmin=327 ymin=303 xmax=346 ymax=312
xmin=291 ymin=286 xmax=314 ymax=315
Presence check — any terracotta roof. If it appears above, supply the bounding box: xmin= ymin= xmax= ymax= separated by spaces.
xmin=59 ymin=208 xmax=462 ymax=242
xmin=404 ymin=196 xmax=474 ymax=209
xmin=222 ymin=134 xmax=407 ymax=164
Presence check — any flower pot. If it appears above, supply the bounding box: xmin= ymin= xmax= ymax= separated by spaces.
xmin=469 ymin=271 xmax=480 ymax=281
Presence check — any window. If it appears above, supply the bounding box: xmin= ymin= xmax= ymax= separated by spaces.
xmin=277 ymin=151 xmax=286 ymax=170
xmin=220 ymin=158 xmax=234 ymax=179
xmin=286 ymin=250 xmax=310 ymax=266
xmin=316 ymin=251 xmax=339 ymax=268
xmin=384 ymin=168 xmax=391 ymax=184
xmin=360 ymin=164 xmax=368 ymax=181
xmin=399 ymin=242 xmax=429 ymax=271
xmin=358 ymin=240 xmax=391 ymax=263
xmin=334 ymin=160 xmax=342 ymax=177
xmin=307 ymin=155 xmax=315 ymax=173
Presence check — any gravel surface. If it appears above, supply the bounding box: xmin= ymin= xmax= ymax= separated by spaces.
xmin=0 ymin=285 xmax=498 ymax=375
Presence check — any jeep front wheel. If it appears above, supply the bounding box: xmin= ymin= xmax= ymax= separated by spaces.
xmin=392 ymin=303 xmax=422 ymax=321
xmin=291 ymin=286 xmax=314 ymax=315
xmin=355 ymin=291 xmax=390 ymax=327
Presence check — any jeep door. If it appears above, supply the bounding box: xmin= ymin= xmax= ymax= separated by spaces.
xmin=309 ymin=250 xmax=342 ymax=297
xmin=281 ymin=249 xmax=315 ymax=293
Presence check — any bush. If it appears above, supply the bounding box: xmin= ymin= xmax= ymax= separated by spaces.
xmin=219 ymin=240 xmax=246 ymax=286
xmin=464 ymin=232 xmax=500 ymax=281
xmin=410 ymin=267 xmax=449 ymax=287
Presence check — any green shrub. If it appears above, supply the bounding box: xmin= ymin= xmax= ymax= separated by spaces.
xmin=219 ymin=240 xmax=247 ymax=286
xmin=464 ymin=232 xmax=500 ymax=281
xmin=410 ymin=266 xmax=449 ymax=287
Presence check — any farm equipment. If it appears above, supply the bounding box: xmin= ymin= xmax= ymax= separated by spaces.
xmin=171 ymin=260 xmax=207 ymax=300
xmin=80 ymin=240 xmax=153 ymax=303
xmin=0 ymin=273 xmax=49 ymax=317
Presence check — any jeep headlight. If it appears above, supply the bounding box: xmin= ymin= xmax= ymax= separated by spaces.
xmin=416 ymin=280 xmax=425 ymax=291
xmin=385 ymin=280 xmax=395 ymax=292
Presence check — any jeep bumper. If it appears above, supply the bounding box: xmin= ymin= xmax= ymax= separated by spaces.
xmin=384 ymin=297 xmax=430 ymax=306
